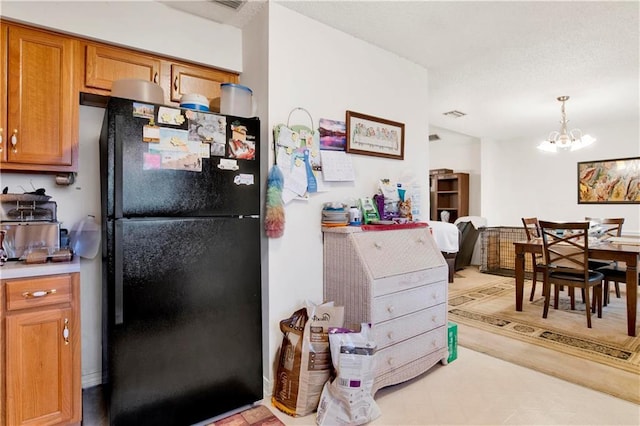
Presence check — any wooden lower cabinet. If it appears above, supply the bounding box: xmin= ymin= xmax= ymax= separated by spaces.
xmin=1 ymin=273 xmax=81 ymax=426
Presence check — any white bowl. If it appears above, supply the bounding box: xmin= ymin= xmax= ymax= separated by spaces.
xmin=111 ymin=79 xmax=165 ymax=104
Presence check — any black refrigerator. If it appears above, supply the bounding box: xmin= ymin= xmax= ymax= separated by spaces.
xmin=100 ymin=97 xmax=262 ymax=425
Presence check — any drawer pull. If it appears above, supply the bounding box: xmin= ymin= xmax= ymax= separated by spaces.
xmin=153 ymin=72 xmax=159 ymax=83
xmin=374 ymin=241 xmax=383 ymax=249
xmin=386 ymin=305 xmax=395 ymax=314
xmin=387 ymin=331 xmax=394 ymax=340
xmin=22 ymin=289 xmax=57 ymax=299
xmin=387 ymin=357 xmax=395 ymax=366
xmin=63 ymin=318 xmax=70 ymax=345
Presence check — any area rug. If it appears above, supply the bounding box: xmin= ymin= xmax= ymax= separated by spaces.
xmin=448 ymin=267 xmax=640 ymax=404
xmin=206 ymin=405 xmax=285 ymax=426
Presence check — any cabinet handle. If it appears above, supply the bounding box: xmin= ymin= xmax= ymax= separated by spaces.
xmin=386 ymin=305 xmax=395 ymax=314
xmin=387 ymin=357 xmax=395 ymax=366
xmin=153 ymin=72 xmax=159 ymax=84
xmin=11 ymin=129 xmax=18 ymax=153
xmin=63 ymin=318 xmax=70 ymax=345
xmin=22 ymin=289 xmax=57 ymax=298
xmin=174 ymin=76 xmax=178 ymax=91
xmin=387 ymin=331 xmax=394 ymax=340
xmin=374 ymin=242 xmax=383 ymax=249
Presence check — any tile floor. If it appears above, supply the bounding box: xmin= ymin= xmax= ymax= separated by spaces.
xmin=268 ymin=346 xmax=640 ymax=425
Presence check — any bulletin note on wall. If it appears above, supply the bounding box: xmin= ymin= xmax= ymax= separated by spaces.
xmin=320 ymin=151 xmax=355 ymax=181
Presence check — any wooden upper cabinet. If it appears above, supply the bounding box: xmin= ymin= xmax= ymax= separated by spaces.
xmin=0 ymin=24 xmax=7 ymax=163
xmin=2 ymin=24 xmax=78 ymax=172
xmin=168 ymin=63 xmax=238 ymax=109
xmin=80 ymin=42 xmax=238 ymax=109
xmin=83 ymin=43 xmax=161 ymax=94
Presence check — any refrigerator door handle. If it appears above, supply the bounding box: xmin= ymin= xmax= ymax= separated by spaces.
xmin=114 ymin=115 xmax=124 ymax=218
xmin=115 ymin=220 xmax=124 ymax=325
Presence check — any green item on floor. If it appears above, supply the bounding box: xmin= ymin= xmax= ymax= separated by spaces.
xmin=448 ymin=321 xmax=458 ymax=363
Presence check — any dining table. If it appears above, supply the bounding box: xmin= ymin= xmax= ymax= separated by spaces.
xmin=513 ymin=237 xmax=640 ymax=337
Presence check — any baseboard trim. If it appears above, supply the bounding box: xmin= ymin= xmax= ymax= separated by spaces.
xmin=82 ymin=371 xmax=102 ymax=388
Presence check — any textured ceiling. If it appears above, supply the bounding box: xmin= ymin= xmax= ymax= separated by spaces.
xmin=161 ymin=0 xmax=639 ymax=142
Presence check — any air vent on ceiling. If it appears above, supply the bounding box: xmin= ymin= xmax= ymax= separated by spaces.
xmin=443 ymin=110 xmax=466 ymax=118
xmin=429 ymin=134 xmax=441 ymax=142
xmin=212 ymin=0 xmax=244 ymax=10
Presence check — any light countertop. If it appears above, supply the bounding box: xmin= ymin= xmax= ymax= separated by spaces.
xmin=0 ymin=256 xmax=81 ymax=280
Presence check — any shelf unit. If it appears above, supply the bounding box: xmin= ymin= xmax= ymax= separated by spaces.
xmin=430 ymin=172 xmax=469 ymax=222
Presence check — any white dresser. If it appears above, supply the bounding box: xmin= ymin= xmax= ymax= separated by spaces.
xmin=323 ymin=225 xmax=449 ymax=394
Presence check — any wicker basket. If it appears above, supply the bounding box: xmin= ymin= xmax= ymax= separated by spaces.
xmin=480 ymin=226 xmax=534 ymax=277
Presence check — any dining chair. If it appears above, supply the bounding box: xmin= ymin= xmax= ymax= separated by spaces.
xmin=521 ymin=217 xmax=546 ymax=301
xmin=585 ymin=217 xmax=625 ymax=304
xmin=596 ymin=260 xmax=638 ymax=306
xmin=538 ymin=220 xmax=604 ymax=328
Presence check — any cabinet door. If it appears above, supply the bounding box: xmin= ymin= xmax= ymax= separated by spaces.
xmin=84 ymin=43 xmax=161 ymax=93
xmin=169 ymin=63 xmax=238 ymax=107
xmin=6 ymin=307 xmax=74 ymax=425
xmin=0 ymin=23 xmax=7 ymax=162
xmin=4 ymin=25 xmax=77 ymax=171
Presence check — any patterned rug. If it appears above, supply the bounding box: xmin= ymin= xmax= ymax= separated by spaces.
xmin=448 ymin=267 xmax=640 ymax=404
xmin=206 ymin=405 xmax=284 ymax=426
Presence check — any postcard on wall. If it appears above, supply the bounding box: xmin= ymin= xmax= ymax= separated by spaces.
xmin=319 ymin=118 xmax=346 ymax=151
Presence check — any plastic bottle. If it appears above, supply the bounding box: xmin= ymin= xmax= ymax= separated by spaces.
xmin=69 ymin=215 xmax=101 ymax=259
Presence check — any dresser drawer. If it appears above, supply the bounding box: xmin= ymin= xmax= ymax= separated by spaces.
xmin=5 ymin=275 xmax=73 ymax=311
xmin=373 ymin=266 xmax=447 ymax=297
xmin=373 ymin=304 xmax=446 ymax=350
xmin=372 ymin=281 xmax=446 ymax=322
xmin=375 ymin=326 xmax=446 ymax=377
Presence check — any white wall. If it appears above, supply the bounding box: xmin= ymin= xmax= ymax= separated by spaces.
xmin=240 ymin=4 xmax=272 ymax=396
xmin=429 ymin=126 xmax=481 ymax=217
xmin=0 ymin=105 xmax=105 ymax=385
xmin=1 ymin=1 xmax=242 ymax=71
xmin=481 ymin=119 xmax=640 ymax=232
xmin=265 ymin=2 xmax=430 ymax=391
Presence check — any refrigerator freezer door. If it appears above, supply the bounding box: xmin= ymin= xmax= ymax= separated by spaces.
xmin=104 ymin=217 xmax=262 ymax=426
xmin=101 ymin=97 xmax=260 ymax=218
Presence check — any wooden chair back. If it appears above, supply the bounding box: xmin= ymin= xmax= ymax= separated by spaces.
xmin=521 ymin=217 xmax=541 ymax=240
xmin=538 ymin=221 xmax=590 ymax=274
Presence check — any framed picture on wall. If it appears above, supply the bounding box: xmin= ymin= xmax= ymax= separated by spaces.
xmin=345 ymin=110 xmax=405 ymax=160
xmin=577 ymin=157 xmax=640 ymax=204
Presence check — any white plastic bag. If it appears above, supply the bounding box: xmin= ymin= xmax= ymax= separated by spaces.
xmin=316 ymin=324 xmax=381 ymax=426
